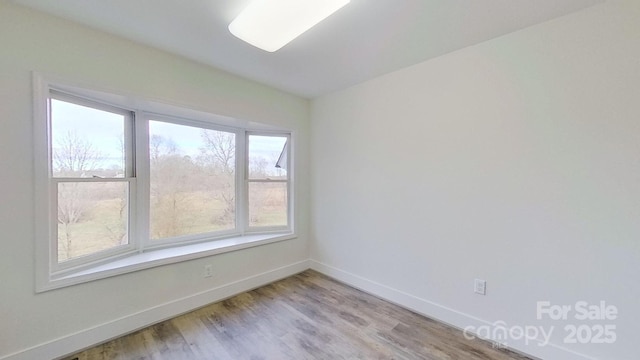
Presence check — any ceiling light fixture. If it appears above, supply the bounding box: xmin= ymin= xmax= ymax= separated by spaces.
xmin=229 ymin=0 xmax=350 ymax=52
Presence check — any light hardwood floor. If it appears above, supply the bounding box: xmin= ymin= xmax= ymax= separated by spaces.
xmin=63 ymin=270 xmax=533 ymax=360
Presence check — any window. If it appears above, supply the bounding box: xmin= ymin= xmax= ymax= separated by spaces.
xmin=247 ymin=134 xmax=290 ymax=229
xmin=35 ymin=79 xmax=293 ymax=291
xmin=50 ymin=92 xmax=135 ymax=268
xmin=148 ymin=120 xmax=237 ymax=241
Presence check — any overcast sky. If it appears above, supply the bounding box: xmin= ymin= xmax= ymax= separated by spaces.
xmin=51 ymin=99 xmax=287 ymax=173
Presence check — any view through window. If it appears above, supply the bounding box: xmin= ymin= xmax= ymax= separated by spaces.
xmin=149 ymin=120 xmax=236 ymax=239
xmin=248 ymin=134 xmax=289 ymax=228
xmin=46 ymin=91 xmax=292 ymax=271
xmin=50 ymin=96 xmax=132 ymax=262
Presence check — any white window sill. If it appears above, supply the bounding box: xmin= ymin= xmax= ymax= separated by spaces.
xmin=41 ymin=233 xmax=295 ymax=292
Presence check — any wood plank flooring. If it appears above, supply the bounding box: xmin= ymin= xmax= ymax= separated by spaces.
xmin=63 ymin=270 xmax=533 ymax=360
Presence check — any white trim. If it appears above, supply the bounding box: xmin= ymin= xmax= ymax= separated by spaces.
xmin=33 ymin=72 xmax=52 ymax=292
xmin=1 ymin=260 xmax=311 ymax=360
xmin=134 ymin=114 xmax=150 ymax=249
xmin=16 ymin=254 xmax=595 ymax=360
xmin=309 ymin=260 xmax=598 ymax=360
xmin=40 ymin=233 xmax=297 ymax=292
xmin=236 ymin=130 xmax=247 ymax=233
xmin=288 ymin=130 xmax=296 ymax=232
xmin=246 ymin=179 xmax=288 ymax=183
xmin=145 ymin=112 xmax=244 ymax=135
xmin=49 ymin=90 xmax=134 ymax=118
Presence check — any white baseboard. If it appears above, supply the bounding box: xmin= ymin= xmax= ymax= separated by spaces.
xmin=3 ymin=259 xmax=598 ymax=360
xmin=1 ymin=260 xmax=311 ymax=360
xmin=309 ymin=260 xmax=598 ymax=360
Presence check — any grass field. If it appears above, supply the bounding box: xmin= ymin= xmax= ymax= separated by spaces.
xmin=58 ymin=187 xmax=287 ymax=263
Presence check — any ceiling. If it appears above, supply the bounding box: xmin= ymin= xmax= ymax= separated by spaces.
xmin=13 ymin=0 xmax=603 ymax=99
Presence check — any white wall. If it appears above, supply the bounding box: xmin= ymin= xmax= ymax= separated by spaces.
xmin=0 ymin=2 xmax=310 ymax=359
xmin=310 ymin=1 xmax=640 ymax=359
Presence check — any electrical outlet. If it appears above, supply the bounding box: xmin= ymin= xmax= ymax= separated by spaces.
xmin=204 ymin=264 xmax=213 ymax=278
xmin=474 ymin=279 xmax=486 ymax=295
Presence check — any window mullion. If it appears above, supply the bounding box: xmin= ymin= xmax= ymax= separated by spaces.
xmin=246 ymin=179 xmax=288 ymax=183
xmin=135 ymin=112 xmax=151 ymax=253
xmin=49 ymin=179 xmax=59 ymax=272
xmin=125 ymin=112 xmax=136 ymax=177
xmin=286 ymin=133 xmax=293 ymax=232
xmin=237 ymin=130 xmax=248 ymax=235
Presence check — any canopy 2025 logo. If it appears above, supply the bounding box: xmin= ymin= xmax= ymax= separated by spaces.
xmin=537 ymin=301 xmax=617 ymax=344
xmin=463 ymin=301 xmax=618 ymax=348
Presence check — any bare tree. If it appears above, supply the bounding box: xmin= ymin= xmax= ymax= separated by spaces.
xmin=200 ymin=130 xmax=235 ymax=174
xmin=53 ymin=131 xmax=102 ymax=177
xmin=249 ymin=157 xmax=268 ymax=178
xmin=57 ymin=183 xmax=87 ymax=259
xmin=102 ymin=182 xmax=129 ymax=246
xmin=54 ymin=131 xmax=104 ymax=260
xmin=150 ymin=134 xmax=177 ymax=162
xmin=199 ymin=130 xmax=236 ymax=225
xmin=149 ymin=134 xmax=201 ymax=238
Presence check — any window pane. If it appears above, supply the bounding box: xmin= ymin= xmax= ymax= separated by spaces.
xmin=57 ymin=182 xmax=129 ymax=262
xmin=248 ymin=135 xmax=288 ymax=180
xmin=249 ymin=182 xmax=288 ymax=227
xmin=149 ymin=121 xmax=236 ymax=239
xmin=50 ymin=98 xmax=127 ymax=178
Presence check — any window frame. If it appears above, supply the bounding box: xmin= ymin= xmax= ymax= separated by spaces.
xmin=33 ymin=74 xmax=295 ymax=292
xmin=48 ymin=91 xmax=138 ymax=273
